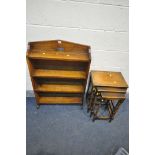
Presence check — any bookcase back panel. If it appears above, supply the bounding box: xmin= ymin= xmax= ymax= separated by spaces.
xmin=35 ymin=78 xmax=85 ymax=85
xmin=30 ymin=41 xmax=58 ymax=50
xmin=31 ymin=59 xmax=88 ymax=71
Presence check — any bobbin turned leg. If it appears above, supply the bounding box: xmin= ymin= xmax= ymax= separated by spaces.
xmin=90 ymin=91 xmax=98 ymax=117
xmin=90 ymin=98 xmax=95 ymax=117
xmin=108 ymin=100 xmax=114 ymax=122
xmin=109 ymin=99 xmax=125 ymax=121
xmin=92 ymin=103 xmax=101 ymax=122
xmin=87 ymin=87 xmax=96 ymax=113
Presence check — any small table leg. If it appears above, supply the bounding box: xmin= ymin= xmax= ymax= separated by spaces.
xmin=90 ymin=96 xmax=96 ymax=117
xmin=87 ymin=87 xmax=95 ymax=113
xmin=92 ymin=102 xmax=101 ymax=122
xmin=110 ymin=99 xmax=125 ymax=121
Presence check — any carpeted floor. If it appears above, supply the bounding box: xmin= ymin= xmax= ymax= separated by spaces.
xmin=26 ymin=97 xmax=129 ymax=155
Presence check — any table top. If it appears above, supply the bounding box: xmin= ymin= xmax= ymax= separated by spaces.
xmin=91 ymin=71 xmax=128 ymax=88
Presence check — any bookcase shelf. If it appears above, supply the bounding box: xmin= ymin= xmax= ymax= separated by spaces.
xmin=35 ymin=84 xmax=84 ymax=93
xmin=27 ymin=40 xmax=91 ymax=106
xmin=32 ymin=69 xmax=86 ymax=79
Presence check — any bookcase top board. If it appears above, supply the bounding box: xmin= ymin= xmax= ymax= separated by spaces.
xmin=27 ymin=40 xmax=91 ymax=62
xmin=28 ymin=40 xmax=90 ymax=51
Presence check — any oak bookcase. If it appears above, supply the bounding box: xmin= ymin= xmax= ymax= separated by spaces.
xmin=27 ymin=40 xmax=91 ymax=108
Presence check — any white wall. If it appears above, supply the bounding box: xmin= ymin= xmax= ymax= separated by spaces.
xmin=26 ymin=0 xmax=129 ymax=91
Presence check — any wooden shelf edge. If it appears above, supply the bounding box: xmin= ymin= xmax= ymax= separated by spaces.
xmin=27 ymin=51 xmax=90 ymax=62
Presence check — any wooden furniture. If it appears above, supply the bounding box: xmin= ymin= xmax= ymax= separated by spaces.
xmin=27 ymin=40 xmax=91 ymax=108
xmin=87 ymin=71 xmax=128 ymax=122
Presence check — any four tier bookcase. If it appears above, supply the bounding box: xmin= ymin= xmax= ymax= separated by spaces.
xmin=27 ymin=40 xmax=91 ymax=108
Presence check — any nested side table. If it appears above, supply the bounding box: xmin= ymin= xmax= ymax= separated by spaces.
xmin=86 ymin=71 xmax=128 ymax=122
